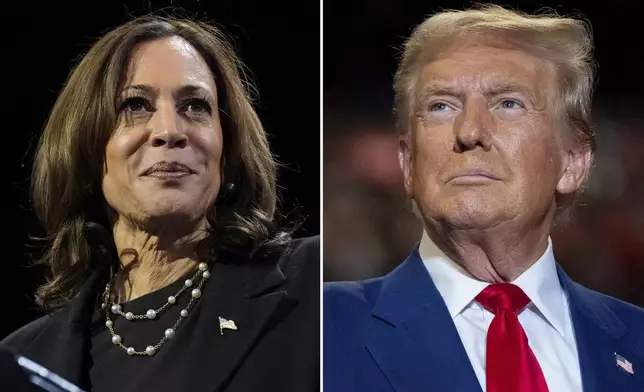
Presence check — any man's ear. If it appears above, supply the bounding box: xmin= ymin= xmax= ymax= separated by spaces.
xmin=399 ymin=133 xmax=414 ymax=198
xmin=556 ymin=145 xmax=592 ymax=195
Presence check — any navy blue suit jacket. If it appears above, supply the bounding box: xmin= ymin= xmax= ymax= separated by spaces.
xmin=324 ymin=247 xmax=644 ymax=392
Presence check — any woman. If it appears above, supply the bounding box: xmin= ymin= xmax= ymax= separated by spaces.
xmin=0 ymin=14 xmax=319 ymax=392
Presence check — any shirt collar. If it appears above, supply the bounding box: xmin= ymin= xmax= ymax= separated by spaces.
xmin=419 ymin=230 xmax=488 ymax=319
xmin=512 ymin=236 xmax=568 ymax=338
xmin=419 ymin=230 xmax=568 ymax=338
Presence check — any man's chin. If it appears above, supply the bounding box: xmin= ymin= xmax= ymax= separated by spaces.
xmin=430 ymin=202 xmax=508 ymax=231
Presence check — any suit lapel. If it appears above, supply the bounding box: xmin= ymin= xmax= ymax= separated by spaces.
xmin=178 ymin=256 xmax=288 ymax=392
xmin=365 ymin=249 xmax=482 ymax=392
xmin=558 ymin=266 xmax=642 ymax=392
xmin=20 ymin=270 xmax=106 ymax=391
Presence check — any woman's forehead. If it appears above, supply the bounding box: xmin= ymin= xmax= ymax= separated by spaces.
xmin=121 ymin=36 xmax=217 ymax=95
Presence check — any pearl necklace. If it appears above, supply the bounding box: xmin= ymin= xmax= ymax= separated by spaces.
xmin=100 ymin=262 xmax=211 ymax=356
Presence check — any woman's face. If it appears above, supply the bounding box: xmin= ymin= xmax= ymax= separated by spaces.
xmin=102 ymin=36 xmax=223 ymax=232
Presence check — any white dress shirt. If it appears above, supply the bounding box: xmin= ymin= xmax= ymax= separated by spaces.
xmin=419 ymin=231 xmax=582 ymax=392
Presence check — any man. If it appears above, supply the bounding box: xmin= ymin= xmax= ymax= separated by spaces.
xmin=324 ymin=5 xmax=643 ymax=392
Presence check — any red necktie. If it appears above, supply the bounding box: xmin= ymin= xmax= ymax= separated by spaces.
xmin=475 ymin=283 xmax=549 ymax=392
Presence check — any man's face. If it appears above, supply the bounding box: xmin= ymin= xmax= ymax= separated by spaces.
xmin=400 ymin=39 xmax=588 ymax=230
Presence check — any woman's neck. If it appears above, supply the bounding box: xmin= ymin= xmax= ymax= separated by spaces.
xmin=111 ymin=218 xmax=208 ymax=302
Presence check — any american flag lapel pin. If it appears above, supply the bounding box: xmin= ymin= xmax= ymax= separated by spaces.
xmin=219 ymin=317 xmax=238 ymax=335
xmin=615 ymin=353 xmax=634 ymax=375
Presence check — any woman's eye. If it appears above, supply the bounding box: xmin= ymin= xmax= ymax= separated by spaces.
xmin=183 ymin=99 xmax=211 ymax=114
xmin=120 ymin=97 xmax=149 ymax=113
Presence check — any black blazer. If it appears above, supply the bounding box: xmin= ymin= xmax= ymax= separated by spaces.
xmin=1 ymin=236 xmax=320 ymax=392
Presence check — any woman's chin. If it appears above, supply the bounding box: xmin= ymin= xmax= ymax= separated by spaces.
xmin=138 ymin=201 xmax=203 ymax=224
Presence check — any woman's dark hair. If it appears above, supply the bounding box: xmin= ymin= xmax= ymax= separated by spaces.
xmin=30 ymin=13 xmax=294 ymax=311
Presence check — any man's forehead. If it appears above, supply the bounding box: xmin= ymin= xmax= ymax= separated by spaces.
xmin=419 ymin=45 xmax=552 ymax=92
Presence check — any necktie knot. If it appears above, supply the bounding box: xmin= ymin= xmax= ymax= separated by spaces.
xmin=475 ymin=283 xmax=530 ymax=315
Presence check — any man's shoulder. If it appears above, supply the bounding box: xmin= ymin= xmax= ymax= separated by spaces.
xmin=572 ymin=280 xmax=644 ymax=318
xmin=570 ymin=280 xmax=644 ymax=343
xmin=0 ymin=313 xmax=56 ymax=355
xmin=323 ymin=276 xmax=385 ymax=316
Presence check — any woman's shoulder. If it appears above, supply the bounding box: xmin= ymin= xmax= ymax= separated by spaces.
xmin=286 ymin=235 xmax=319 ymax=261
xmin=0 ymin=313 xmax=57 ymax=354
xmin=277 ymin=235 xmax=320 ymax=284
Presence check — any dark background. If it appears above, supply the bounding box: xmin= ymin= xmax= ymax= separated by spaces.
xmin=324 ymin=0 xmax=643 ymax=307
xmin=2 ymin=1 xmax=319 ymax=339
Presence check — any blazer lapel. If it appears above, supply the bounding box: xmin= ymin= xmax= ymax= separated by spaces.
xmin=365 ymin=249 xmax=482 ymax=392
xmin=179 ymin=257 xmax=288 ymax=392
xmin=20 ymin=270 xmax=106 ymax=391
xmin=558 ymin=266 xmax=642 ymax=392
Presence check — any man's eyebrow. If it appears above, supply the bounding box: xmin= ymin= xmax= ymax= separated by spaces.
xmin=418 ymin=83 xmax=464 ymax=102
xmin=480 ymin=81 xmax=536 ymax=101
xmin=417 ymin=81 xmax=536 ymax=103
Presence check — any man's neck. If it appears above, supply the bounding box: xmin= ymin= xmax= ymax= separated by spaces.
xmin=424 ymin=218 xmax=551 ymax=283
